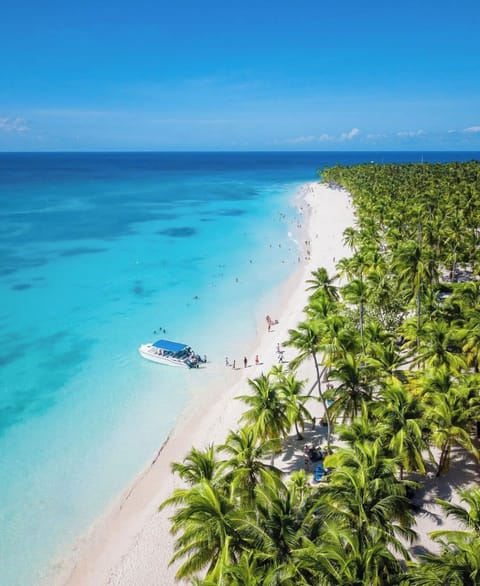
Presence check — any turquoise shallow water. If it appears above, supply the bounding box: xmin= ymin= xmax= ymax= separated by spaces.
xmin=0 ymin=151 xmax=478 ymax=584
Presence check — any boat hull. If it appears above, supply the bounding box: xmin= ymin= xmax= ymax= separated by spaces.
xmin=138 ymin=344 xmax=194 ymax=368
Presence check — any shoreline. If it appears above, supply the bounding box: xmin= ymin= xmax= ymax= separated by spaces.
xmin=57 ymin=182 xmax=354 ymax=586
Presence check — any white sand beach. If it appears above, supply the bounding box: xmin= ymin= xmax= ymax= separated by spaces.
xmin=56 ymin=182 xmax=353 ymax=586
xmin=57 ymin=178 xmax=480 ymax=586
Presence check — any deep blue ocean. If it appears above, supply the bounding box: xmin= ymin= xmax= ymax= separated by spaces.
xmin=0 ymin=151 xmax=478 ymax=585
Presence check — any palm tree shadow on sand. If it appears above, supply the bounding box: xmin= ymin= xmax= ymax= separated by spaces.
xmin=407 ymin=448 xmax=479 ymax=558
xmin=277 ymin=423 xmax=330 ymax=475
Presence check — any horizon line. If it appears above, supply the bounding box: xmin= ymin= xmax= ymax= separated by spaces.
xmin=1 ymin=149 xmax=480 ymax=155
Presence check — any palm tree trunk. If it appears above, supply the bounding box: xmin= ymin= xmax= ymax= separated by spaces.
xmin=359 ymin=300 xmax=365 ymax=354
xmin=415 ymin=288 xmax=421 ymax=348
xmin=436 ymin=441 xmax=450 ymax=476
xmin=294 ymin=421 xmax=303 ymax=440
xmin=313 ymin=353 xmax=332 ymax=448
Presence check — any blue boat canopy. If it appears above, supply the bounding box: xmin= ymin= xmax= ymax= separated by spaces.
xmin=153 ymin=339 xmax=189 ymax=353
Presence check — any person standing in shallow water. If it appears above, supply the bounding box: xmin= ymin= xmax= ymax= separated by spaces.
xmin=243 ymin=356 xmax=248 ymax=368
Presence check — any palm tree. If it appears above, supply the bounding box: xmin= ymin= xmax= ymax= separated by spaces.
xmin=219 ymin=426 xmax=282 ymax=506
xmin=306 ymin=267 xmax=339 ymax=302
xmin=454 ymin=281 xmax=480 ymax=308
xmin=365 ymin=269 xmax=406 ymax=330
xmin=171 ymin=444 xmax=221 ymax=485
xmin=335 ymin=405 xmax=384 ymax=449
xmin=411 ymin=536 xmax=480 ymax=586
xmin=341 ymin=278 xmax=369 ymax=350
xmin=296 ymin=523 xmax=406 ymax=586
xmin=317 ymin=313 xmax=358 ymax=369
xmin=275 ymin=370 xmax=312 ymax=440
xmin=211 ymin=552 xmax=269 ymax=586
xmin=285 ymin=320 xmax=333 ymax=447
xmin=414 ymin=319 xmax=466 ymax=373
xmin=399 ymin=315 xmax=426 ymax=359
xmin=419 ymin=363 xmax=455 ymax=396
xmin=423 ymin=378 xmax=480 ymax=476
xmin=460 ymin=308 xmax=480 ymax=372
xmin=363 ymin=319 xmax=391 ymax=348
xmin=328 ymin=352 xmax=373 ymax=422
xmin=373 ymin=381 xmax=428 ymax=478
xmin=348 ymin=250 xmax=371 ymax=280
xmin=319 ymin=442 xmax=418 ymax=575
xmin=392 ymin=240 xmax=436 ymax=342
xmin=336 ymin=256 xmax=357 ymax=281
xmin=342 ymin=226 xmax=361 ymax=251
xmin=365 ymin=339 xmax=409 ymax=387
xmin=159 ymin=479 xmax=247 ymax=582
xmin=305 ymin=292 xmax=334 ymax=323
xmin=287 ymin=470 xmax=311 ymax=508
xmin=236 ymin=373 xmax=289 ymax=464
xmin=242 ymin=483 xmax=307 ymax=583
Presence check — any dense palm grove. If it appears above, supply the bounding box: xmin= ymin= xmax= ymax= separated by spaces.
xmin=160 ymin=161 xmax=480 ymax=585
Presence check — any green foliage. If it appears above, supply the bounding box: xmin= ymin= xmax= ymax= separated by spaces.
xmin=160 ymin=161 xmax=480 ymax=583
xmin=409 ymin=488 xmax=480 ymax=585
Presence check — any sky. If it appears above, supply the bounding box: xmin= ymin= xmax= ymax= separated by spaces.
xmin=1 ymin=0 xmax=479 ymax=151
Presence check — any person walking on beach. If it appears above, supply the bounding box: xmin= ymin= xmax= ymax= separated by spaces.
xmin=225 ymin=357 xmax=229 ymax=366
xmin=255 ymin=354 xmax=259 ymax=365
xmin=232 ymin=359 xmax=236 ymax=369
xmin=243 ymin=356 xmax=248 ymax=368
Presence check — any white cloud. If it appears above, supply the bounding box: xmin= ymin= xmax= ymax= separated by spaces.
xmin=340 ymin=127 xmax=360 ymax=140
xmin=463 ymin=126 xmax=480 ymax=133
xmin=366 ymin=132 xmax=388 ymax=139
xmin=0 ymin=117 xmax=29 ymax=132
xmin=282 ymin=129 xmax=359 ymax=144
xmin=286 ymin=135 xmax=317 ymax=144
xmin=396 ymin=129 xmax=426 ymax=137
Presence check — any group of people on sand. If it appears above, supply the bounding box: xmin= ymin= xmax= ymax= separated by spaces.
xmin=225 ymin=355 xmax=260 ymax=369
xmin=223 ymin=313 xmax=280 ymax=369
xmin=303 ymin=443 xmax=332 ymax=475
xmin=265 ymin=314 xmax=279 ymax=332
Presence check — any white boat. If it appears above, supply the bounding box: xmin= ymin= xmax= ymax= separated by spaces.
xmin=138 ymin=339 xmax=202 ymax=368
